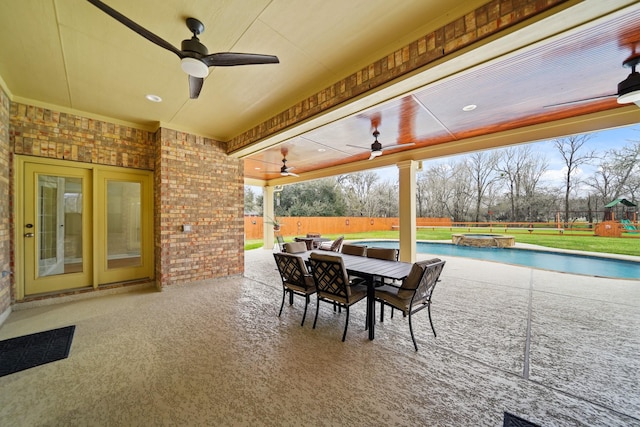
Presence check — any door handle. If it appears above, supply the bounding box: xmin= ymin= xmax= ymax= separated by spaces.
xmin=24 ymin=233 xmax=34 ymax=238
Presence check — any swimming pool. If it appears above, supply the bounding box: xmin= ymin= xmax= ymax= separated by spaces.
xmin=354 ymin=240 xmax=640 ymax=280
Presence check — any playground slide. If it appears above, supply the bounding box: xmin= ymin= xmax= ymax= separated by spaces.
xmin=621 ymin=219 xmax=638 ymax=232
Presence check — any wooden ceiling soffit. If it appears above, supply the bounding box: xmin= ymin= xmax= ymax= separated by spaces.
xmin=227 ymin=0 xmax=571 ymax=155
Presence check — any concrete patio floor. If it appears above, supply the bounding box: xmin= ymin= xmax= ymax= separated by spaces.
xmin=245 ymin=245 xmax=640 ymax=425
xmin=0 ymin=245 xmax=638 ymax=426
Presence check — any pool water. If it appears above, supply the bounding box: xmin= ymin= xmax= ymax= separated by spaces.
xmin=354 ymin=240 xmax=640 ymax=280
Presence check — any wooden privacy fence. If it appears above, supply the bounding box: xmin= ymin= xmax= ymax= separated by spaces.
xmin=244 ymin=216 xmax=451 ymax=240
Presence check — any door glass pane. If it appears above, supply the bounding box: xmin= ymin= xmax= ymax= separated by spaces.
xmin=107 ymin=181 xmax=141 ymax=269
xmin=38 ymin=175 xmax=83 ymax=276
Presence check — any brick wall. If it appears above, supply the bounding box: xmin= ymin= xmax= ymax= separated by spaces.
xmin=0 ymin=86 xmax=10 ymax=315
xmin=156 ymin=128 xmax=244 ymax=287
xmin=228 ymin=0 xmax=568 ymax=153
xmin=8 ymin=102 xmax=245 ymax=300
xmin=10 ymin=103 xmax=155 ymax=169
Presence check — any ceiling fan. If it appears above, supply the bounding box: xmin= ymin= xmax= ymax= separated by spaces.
xmin=347 ymin=129 xmax=415 ymax=160
xmin=86 ymin=0 xmax=279 ymax=99
xmin=544 ymin=53 xmax=640 ymax=108
xmin=265 ymin=157 xmax=299 ymax=177
xmin=264 ymin=148 xmax=299 ymax=177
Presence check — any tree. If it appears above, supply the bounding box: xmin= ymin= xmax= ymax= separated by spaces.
xmin=495 ymin=145 xmax=549 ymax=221
xmin=418 ymin=163 xmax=454 ymax=218
xmin=244 ymin=186 xmax=259 ymax=214
xmin=447 ymin=160 xmax=473 ymax=221
xmin=369 ymin=179 xmax=398 ymax=217
xmin=554 ymin=134 xmax=596 ymax=226
xmin=466 ymin=151 xmax=500 ymax=222
xmin=275 ymin=178 xmax=346 ymax=217
xmin=337 ymin=171 xmax=379 ymax=216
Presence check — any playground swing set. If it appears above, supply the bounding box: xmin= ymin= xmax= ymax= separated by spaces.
xmin=595 ymin=198 xmax=638 ymax=237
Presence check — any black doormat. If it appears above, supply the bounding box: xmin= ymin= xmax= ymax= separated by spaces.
xmin=503 ymin=412 xmax=541 ymax=427
xmin=0 ymin=325 xmax=75 ymax=377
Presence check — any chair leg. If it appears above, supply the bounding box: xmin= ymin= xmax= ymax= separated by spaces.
xmin=379 ymin=302 xmax=384 ymax=322
xmin=408 ymin=311 xmax=418 ymax=351
xmin=301 ymin=295 xmax=309 ymax=327
xmin=289 ymin=290 xmax=294 ymax=305
xmin=279 ymin=288 xmax=286 ymax=317
xmin=313 ymin=296 xmax=321 ymax=329
xmin=427 ymin=303 xmax=437 ymax=338
xmin=342 ymin=306 xmax=350 ymax=342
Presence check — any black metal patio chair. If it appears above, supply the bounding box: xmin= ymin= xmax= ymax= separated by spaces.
xmin=273 ymin=252 xmax=316 ymax=326
xmin=375 ymin=258 xmax=446 ymax=350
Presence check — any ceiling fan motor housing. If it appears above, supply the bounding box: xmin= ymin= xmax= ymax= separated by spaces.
xmin=617 ymin=71 xmax=640 ymax=103
xmin=181 ymin=37 xmax=208 ymax=56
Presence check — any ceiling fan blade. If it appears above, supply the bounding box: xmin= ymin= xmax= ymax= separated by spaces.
xmin=368 ymin=151 xmax=382 ymax=160
xmin=189 ymin=75 xmax=204 ymax=99
xmin=543 ymin=94 xmax=617 ymax=109
xmin=87 ymin=0 xmax=184 ymax=58
xmin=202 ymin=53 xmax=279 ymax=67
xmin=346 ymin=144 xmax=370 ymax=150
xmin=286 ymin=171 xmax=300 ymax=177
xmin=381 ymin=142 xmax=416 ymax=150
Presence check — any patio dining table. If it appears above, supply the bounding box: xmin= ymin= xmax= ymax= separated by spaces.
xmin=302 ymin=250 xmax=413 ymax=340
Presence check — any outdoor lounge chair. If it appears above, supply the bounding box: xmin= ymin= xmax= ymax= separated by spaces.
xmin=273 ymin=252 xmax=317 ymax=326
xmin=318 ymin=235 xmax=344 ymax=252
xmin=375 ymin=258 xmax=446 ymax=350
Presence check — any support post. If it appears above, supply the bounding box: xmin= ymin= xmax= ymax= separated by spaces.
xmin=263 ymin=186 xmax=275 ymax=250
xmin=397 ymin=160 xmax=417 ymax=263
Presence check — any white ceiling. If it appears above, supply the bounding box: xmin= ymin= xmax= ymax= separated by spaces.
xmin=0 ymin=0 xmax=485 ymax=139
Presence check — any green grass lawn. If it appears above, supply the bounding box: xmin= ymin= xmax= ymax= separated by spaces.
xmin=246 ymin=228 xmax=640 ymax=256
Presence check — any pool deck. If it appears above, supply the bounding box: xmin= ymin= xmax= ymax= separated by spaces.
xmin=0 ymin=245 xmax=638 ymax=425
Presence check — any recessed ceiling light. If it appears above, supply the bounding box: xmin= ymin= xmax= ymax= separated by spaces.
xmin=462 ymin=104 xmax=477 ymax=111
xmin=145 ymin=94 xmax=162 ymax=103
xmin=254 ymin=167 xmax=261 ymax=170
xmin=318 ymin=148 xmax=326 ymax=152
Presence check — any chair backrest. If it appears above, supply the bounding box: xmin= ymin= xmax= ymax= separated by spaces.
xmin=275 ymin=234 xmax=286 ymax=252
xmin=308 ymin=252 xmax=352 ymax=298
xmin=283 ymin=241 xmax=308 ymax=254
xmin=273 ymin=252 xmax=313 ymax=289
xmin=399 ymin=258 xmax=446 ymax=303
xmin=341 ymin=244 xmax=367 ymax=256
xmin=366 ymin=247 xmax=399 ymax=261
xmin=328 ymin=235 xmax=344 ymax=252
xmin=306 ymin=233 xmax=321 ymax=238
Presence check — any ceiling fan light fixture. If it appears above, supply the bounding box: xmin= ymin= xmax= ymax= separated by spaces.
xmin=371 ymin=150 xmax=382 ymax=157
xmin=181 ymin=57 xmax=209 ymax=78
